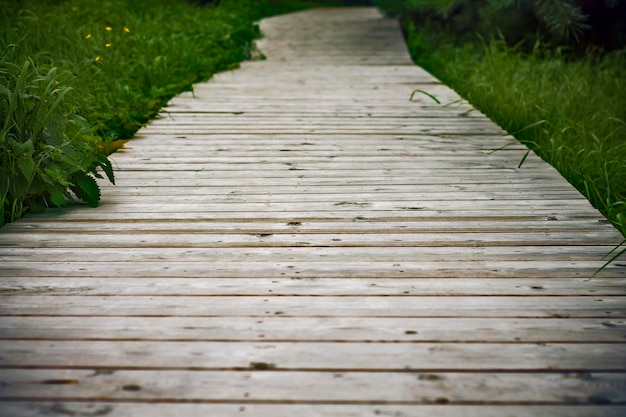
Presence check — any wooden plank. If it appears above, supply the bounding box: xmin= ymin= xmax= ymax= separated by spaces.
xmin=107 ymin=155 xmax=544 ymax=165
xmin=96 ymin=192 xmax=592 ymax=202
xmin=7 ymin=201 xmax=605 ymax=212
xmin=124 ymin=131 xmax=515 ymax=139
xmin=15 ymin=209 xmax=610 ymax=222
xmin=1 ymin=369 xmax=625 ymax=404
xmin=1 ymin=232 xmax=619 ymax=250
xmin=3 ymin=403 xmax=626 ymax=417
xmin=96 ymin=175 xmax=587 ymax=186
xmin=1 ymin=316 xmax=625 ymax=342
xmin=141 ymin=120 xmax=502 ymax=128
xmin=31 ymin=194 xmax=613 ymax=206
xmin=148 ymin=114 xmax=496 ymax=120
xmin=157 ymin=109 xmax=484 ymax=116
xmin=1 ymin=277 xmax=625 ymax=296
xmin=62 ymin=196 xmax=587 ymax=210
xmin=1 ymin=340 xmax=626 ymax=370
xmin=1 ymin=275 xmax=624 ymax=294
xmin=113 ymin=142 xmax=527 ymax=151
xmin=93 ymin=183 xmax=587 ymax=192
xmin=107 ymin=165 xmax=538 ymax=174
xmin=1 ymin=295 xmax=624 ymax=318
xmin=162 ymin=105 xmax=481 ymax=113
xmin=4 ymin=273 xmax=625 ymax=292
xmin=0 ymin=246 xmax=617 ymax=263
xmin=114 ymin=147 xmax=529 ymax=155
xmin=1 ymin=260 xmax=624 ymax=279
xmin=84 ymin=189 xmax=600 ymax=201
xmin=99 ymin=176 xmax=578 ymax=185
xmin=111 ymin=161 xmax=545 ymax=169
xmin=1 ymin=219 xmax=611 ymax=233
xmin=135 ymin=128 xmax=505 ymax=135
xmin=97 ymin=173 xmax=588 ymax=184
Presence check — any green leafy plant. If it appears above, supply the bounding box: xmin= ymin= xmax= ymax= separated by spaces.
xmin=0 ymin=48 xmax=114 ymax=225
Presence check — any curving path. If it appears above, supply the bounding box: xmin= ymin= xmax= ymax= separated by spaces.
xmin=1 ymin=7 xmax=625 ymax=417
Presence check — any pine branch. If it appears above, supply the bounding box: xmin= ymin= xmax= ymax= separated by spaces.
xmin=533 ymin=0 xmax=590 ymax=42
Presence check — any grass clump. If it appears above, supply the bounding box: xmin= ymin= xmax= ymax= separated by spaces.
xmin=1 ymin=0 xmax=269 ymax=141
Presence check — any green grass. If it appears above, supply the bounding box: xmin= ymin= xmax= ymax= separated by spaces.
xmin=403 ymin=23 xmax=626 ymax=242
xmin=1 ymin=0 xmax=341 ymax=226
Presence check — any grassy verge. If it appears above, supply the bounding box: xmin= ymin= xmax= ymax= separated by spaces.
xmin=1 ymin=0 xmax=347 ymax=226
xmin=402 ymin=22 xmax=626 ymax=244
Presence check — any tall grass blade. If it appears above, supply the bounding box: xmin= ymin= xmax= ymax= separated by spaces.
xmin=590 ymin=239 xmax=626 ymax=279
xmin=409 ymin=89 xmax=441 ymax=104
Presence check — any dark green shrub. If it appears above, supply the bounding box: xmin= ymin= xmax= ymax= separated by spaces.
xmin=1 ymin=51 xmax=113 ymax=224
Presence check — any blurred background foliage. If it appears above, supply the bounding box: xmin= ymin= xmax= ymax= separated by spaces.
xmin=374 ymin=0 xmax=626 ymax=51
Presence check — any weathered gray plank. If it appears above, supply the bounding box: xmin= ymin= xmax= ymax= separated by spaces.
xmin=5 ymin=219 xmax=605 ymax=233
xmin=1 ymin=277 xmax=625 ymax=296
xmin=94 ymin=184 xmax=592 ymax=193
xmin=3 ymin=201 xmax=608 ymax=212
xmin=1 ymin=232 xmax=619 ymax=250
xmin=12 ymin=193 xmax=596 ymax=205
xmin=16 ymin=209 xmax=610 ymax=222
xmin=1 ymin=340 xmax=626 ymax=370
xmin=0 ymin=246 xmax=617 ymax=263
xmin=1 ymin=316 xmax=624 ymax=342
xmin=1 ymin=295 xmax=624 ymax=318
xmin=1 ymin=260 xmax=624 ymax=279
xmin=1 ymin=369 xmax=625 ymax=404
xmin=3 ymin=403 xmax=625 ymax=417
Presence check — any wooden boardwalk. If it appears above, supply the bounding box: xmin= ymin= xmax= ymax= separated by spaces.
xmin=1 ymin=7 xmax=626 ymax=416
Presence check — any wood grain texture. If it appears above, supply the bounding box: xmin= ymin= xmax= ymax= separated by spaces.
xmin=2 ymin=403 xmax=626 ymax=417
xmin=0 ymin=6 xmax=625 ymax=417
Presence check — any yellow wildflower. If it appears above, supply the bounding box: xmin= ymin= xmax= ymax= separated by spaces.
xmin=95 ymin=56 xmax=101 ymax=61
xmin=85 ymin=33 xmax=92 ymax=39
xmin=124 ymin=27 xmax=130 ymax=33
xmin=105 ymin=26 xmax=112 ymax=31
xmin=105 ymin=43 xmax=112 ymax=48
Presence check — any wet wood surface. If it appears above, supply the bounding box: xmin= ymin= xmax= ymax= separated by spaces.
xmin=1 ymin=7 xmax=625 ymax=417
